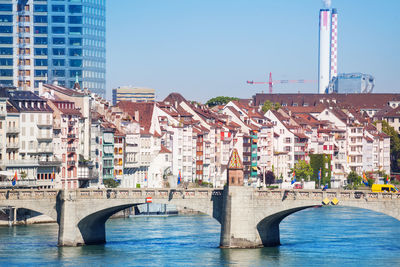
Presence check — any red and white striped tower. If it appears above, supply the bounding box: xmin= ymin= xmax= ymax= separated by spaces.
xmin=318 ymin=9 xmax=331 ymax=94
xmin=330 ymin=8 xmax=338 ymax=79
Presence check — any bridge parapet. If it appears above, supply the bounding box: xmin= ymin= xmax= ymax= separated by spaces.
xmin=254 ymin=189 xmax=400 ymax=201
xmin=0 ymin=189 xmax=58 ymax=200
xmin=73 ymin=188 xmax=223 ymax=200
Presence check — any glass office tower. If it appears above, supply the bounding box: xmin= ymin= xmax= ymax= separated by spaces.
xmin=0 ymin=0 xmax=106 ymax=96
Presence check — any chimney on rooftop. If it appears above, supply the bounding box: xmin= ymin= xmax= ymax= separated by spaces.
xmin=38 ymin=82 xmax=43 ymax=96
xmin=135 ymin=110 xmax=139 ymax=122
xmin=376 ymin=122 xmax=382 ymax=132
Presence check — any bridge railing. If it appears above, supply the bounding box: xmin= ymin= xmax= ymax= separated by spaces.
xmin=1 ymin=188 xmax=400 ymax=201
xmin=74 ymin=188 xmax=223 ymax=200
xmin=255 ymin=189 xmax=400 ymax=201
xmin=0 ymin=189 xmax=59 ymax=200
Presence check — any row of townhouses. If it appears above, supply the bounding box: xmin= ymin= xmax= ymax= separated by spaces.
xmin=0 ymin=85 xmax=396 ymax=189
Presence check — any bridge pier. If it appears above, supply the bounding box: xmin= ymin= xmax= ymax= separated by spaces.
xmin=58 ymin=190 xmax=86 ymax=246
xmin=220 ymin=186 xmax=274 ymax=248
xmin=57 ymin=190 xmax=133 ymax=246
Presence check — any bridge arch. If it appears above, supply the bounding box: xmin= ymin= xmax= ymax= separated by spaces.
xmin=254 ymin=199 xmax=400 ymax=247
xmin=57 ymin=188 xmax=223 ymax=246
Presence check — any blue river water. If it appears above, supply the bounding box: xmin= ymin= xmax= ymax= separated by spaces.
xmin=1 ymin=206 xmax=400 ymax=266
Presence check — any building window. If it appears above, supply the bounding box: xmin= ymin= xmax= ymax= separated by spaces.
xmin=53 ymin=37 xmax=65 ymax=45
xmin=34 ymin=15 xmax=47 ymax=23
xmin=69 ymin=5 xmax=82 ymax=14
xmin=0 ymin=4 xmax=12 ymax=12
xmin=52 ymin=26 xmax=65 ymax=34
xmin=0 ymin=37 xmax=12 ymax=44
xmin=53 ymin=48 xmax=65 ymax=56
xmin=34 ymin=5 xmax=48 ymax=12
xmin=0 ymin=48 xmax=12 ymax=55
xmin=0 ymin=26 xmax=12 ymax=34
xmin=35 ymin=59 xmax=48 ymax=66
xmin=34 ymin=37 xmax=48 ymax=45
xmin=35 ymin=48 xmax=47 ymax=56
xmin=69 ymin=16 xmax=82 ymax=24
xmin=52 ymin=5 xmax=65 ymax=12
xmin=69 ymin=59 xmax=82 ymax=67
xmin=52 ymin=69 xmax=65 ymax=77
xmin=69 ymin=27 xmax=82 ymax=35
xmin=34 ymin=26 xmax=47 ymax=34
xmin=0 ymin=15 xmax=12 ymax=23
xmin=52 ymin=16 xmax=65 ymax=23
xmin=69 ymin=38 xmax=82 ymax=46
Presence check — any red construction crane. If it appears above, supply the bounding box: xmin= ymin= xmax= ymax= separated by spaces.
xmin=247 ymin=72 xmax=317 ymax=94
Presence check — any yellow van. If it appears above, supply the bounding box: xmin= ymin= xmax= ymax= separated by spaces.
xmin=371 ymin=184 xmax=399 ymax=193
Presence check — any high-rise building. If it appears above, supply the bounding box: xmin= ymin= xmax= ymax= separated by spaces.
xmin=318 ymin=8 xmax=338 ymax=94
xmin=0 ymin=0 xmax=106 ymax=96
xmin=327 ymin=73 xmax=375 ymax=94
xmin=112 ymin=86 xmax=155 ymax=105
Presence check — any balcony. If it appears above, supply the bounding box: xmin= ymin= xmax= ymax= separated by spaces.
xmin=103 ymin=174 xmax=114 ymax=179
xmin=124 ymin=162 xmax=139 ymax=168
xmin=6 ymin=143 xmax=19 ymax=150
xmin=222 ymin=137 xmax=232 ymax=142
xmin=5 ymin=159 xmax=39 ymax=167
xmin=295 ymin=142 xmax=306 ymax=146
xmin=39 ymin=159 xmax=62 ymax=166
xmin=6 ymin=127 xmax=20 ymax=134
xmin=37 ymin=146 xmax=53 ymax=153
xmin=0 ymin=179 xmax=37 ymax=188
xmin=67 ymin=134 xmax=76 ymax=139
xmin=37 ymin=121 xmax=52 ymax=128
xmin=53 ymin=123 xmax=61 ymax=130
xmin=37 ymin=134 xmax=52 ymax=142
xmin=67 ymin=147 xmax=76 ymax=153
xmin=67 ymin=161 xmax=76 ymax=166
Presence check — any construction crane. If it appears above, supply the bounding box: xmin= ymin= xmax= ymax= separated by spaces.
xmin=247 ymin=72 xmax=317 ymax=94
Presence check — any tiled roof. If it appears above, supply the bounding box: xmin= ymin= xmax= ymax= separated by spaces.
xmin=382 ymin=106 xmax=400 ymax=118
xmin=8 ymin=91 xmax=53 ymax=113
xmin=160 ymin=145 xmax=172 ymax=154
xmin=253 ymin=93 xmax=400 ymax=108
xmin=116 ymin=101 xmax=155 ymax=132
xmin=163 ymin=92 xmax=188 ymax=105
xmin=43 ymin=84 xmax=85 ymax=97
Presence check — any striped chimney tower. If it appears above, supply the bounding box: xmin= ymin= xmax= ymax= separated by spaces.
xmin=330 ymin=8 xmax=338 ymax=80
xmin=318 ymin=9 xmax=331 ymax=94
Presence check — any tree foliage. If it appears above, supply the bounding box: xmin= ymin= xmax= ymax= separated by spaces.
xmin=205 ymin=96 xmax=239 ymax=107
xmin=103 ymin=179 xmax=119 ymax=188
xmin=261 ymin=100 xmax=281 ymax=113
xmin=347 ymin=171 xmax=361 ymax=189
xmin=264 ymin=171 xmax=275 ymax=185
xmin=309 ymin=154 xmax=331 ymax=187
xmin=374 ymin=120 xmax=400 ymax=172
xmin=292 ymin=160 xmax=313 ymax=181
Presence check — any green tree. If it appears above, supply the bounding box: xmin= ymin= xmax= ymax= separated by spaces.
xmin=292 ymin=160 xmax=313 ymax=181
xmin=205 ymin=96 xmax=239 ymax=107
xmin=374 ymin=120 xmax=400 ymax=172
xmin=347 ymin=171 xmax=361 ymax=189
xmin=264 ymin=171 xmax=275 ymax=185
xmin=103 ymin=179 xmax=119 ymax=188
xmin=310 ymin=154 xmax=331 ymax=187
xmin=261 ymin=100 xmax=281 ymax=113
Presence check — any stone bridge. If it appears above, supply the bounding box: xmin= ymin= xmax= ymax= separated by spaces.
xmin=1 ymin=186 xmax=400 ymax=248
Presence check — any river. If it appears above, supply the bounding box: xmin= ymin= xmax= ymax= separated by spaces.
xmin=1 ymin=206 xmax=400 ymax=266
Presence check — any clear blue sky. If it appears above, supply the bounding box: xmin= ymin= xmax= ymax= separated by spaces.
xmin=106 ymin=0 xmax=400 ymax=102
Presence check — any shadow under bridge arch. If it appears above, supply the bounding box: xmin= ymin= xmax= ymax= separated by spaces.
xmin=257 ymin=205 xmax=319 ymax=246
